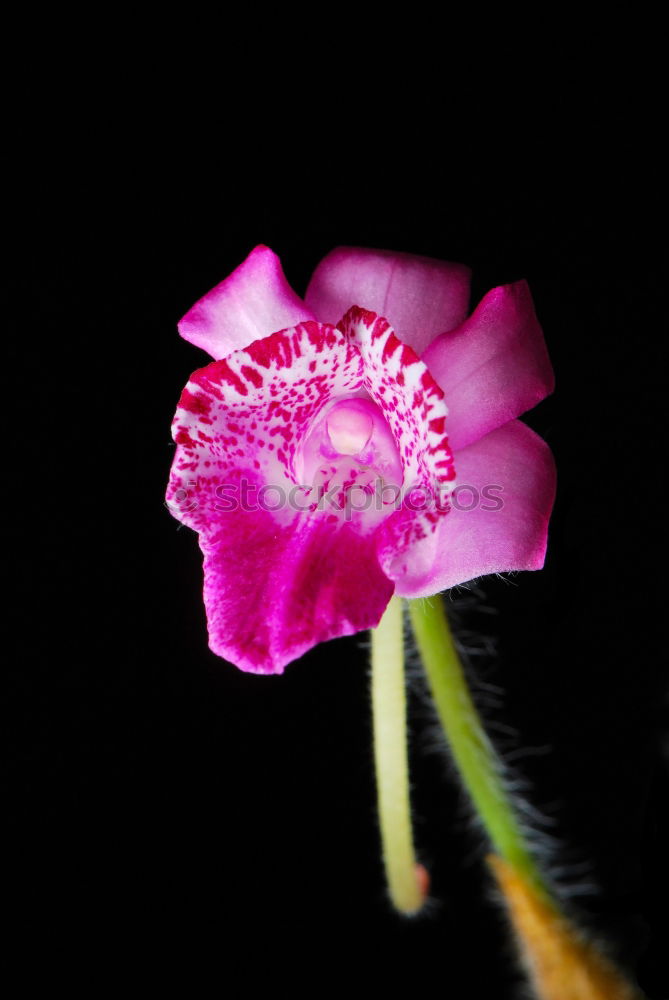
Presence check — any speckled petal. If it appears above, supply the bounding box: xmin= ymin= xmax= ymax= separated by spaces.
xmin=336 ymin=307 xmax=456 ymax=586
xmin=167 ymin=319 xmax=394 ymax=672
xmin=166 ymin=308 xmax=459 ymax=671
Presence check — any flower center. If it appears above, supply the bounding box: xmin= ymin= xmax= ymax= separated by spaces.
xmin=297 ymin=394 xmax=403 ymax=495
xmin=325 ymin=400 xmax=374 ymax=456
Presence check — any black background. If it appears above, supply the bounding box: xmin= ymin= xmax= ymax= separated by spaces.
xmin=7 ymin=84 xmax=667 ymax=996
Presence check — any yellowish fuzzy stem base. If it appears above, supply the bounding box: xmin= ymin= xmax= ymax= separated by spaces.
xmin=489 ymin=855 xmax=644 ymax=1000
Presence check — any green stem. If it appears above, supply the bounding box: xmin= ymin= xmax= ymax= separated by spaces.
xmin=371 ymin=594 xmax=424 ymax=915
xmin=407 ymin=596 xmax=552 ymax=904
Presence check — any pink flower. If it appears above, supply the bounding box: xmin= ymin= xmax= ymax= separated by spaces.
xmin=166 ymin=246 xmax=555 ymax=673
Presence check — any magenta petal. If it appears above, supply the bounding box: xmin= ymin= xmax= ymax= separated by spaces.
xmin=166 ymin=318 xmax=398 ymax=672
xmin=422 ymin=281 xmax=555 ymax=452
xmin=178 ymin=244 xmax=316 ymax=360
xmin=168 ymin=321 xmax=364 ymax=527
xmin=306 ymin=247 xmax=471 ymax=355
xmin=200 ymin=513 xmax=393 ymax=673
xmin=337 ymin=306 xmax=456 ymax=578
xmin=391 ymin=421 xmax=556 ymax=597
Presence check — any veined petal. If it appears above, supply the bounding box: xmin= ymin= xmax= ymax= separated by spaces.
xmin=306 ymin=247 xmax=471 ymax=356
xmin=178 ymin=244 xmax=315 ymax=360
xmin=422 ymin=281 xmax=554 ymax=451
xmin=391 ymin=421 xmax=556 ymax=597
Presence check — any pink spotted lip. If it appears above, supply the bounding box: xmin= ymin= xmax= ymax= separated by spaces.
xmin=167 ymin=245 xmax=556 ymax=673
xmin=167 ymin=308 xmax=455 ymax=672
xmin=169 ymin=310 xmax=456 ymax=540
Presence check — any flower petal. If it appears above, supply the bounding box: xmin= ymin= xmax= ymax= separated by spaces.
xmin=178 ymin=244 xmax=315 ymax=360
xmin=306 ymin=247 xmax=471 ymax=355
xmin=421 ymin=282 xmax=554 ymax=451
xmin=199 ymin=512 xmax=394 ymax=673
xmin=337 ymin=306 xmax=456 ymax=577
xmin=167 ymin=309 xmax=461 ymax=671
xmin=167 ymin=319 xmax=398 ymax=672
xmin=390 ymin=420 xmax=556 ymax=597
xmin=167 ymin=320 xmax=364 ymax=540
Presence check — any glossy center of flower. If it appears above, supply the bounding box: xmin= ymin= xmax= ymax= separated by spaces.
xmin=326 ymin=400 xmax=374 ymax=456
xmin=296 ymin=394 xmax=404 ymax=502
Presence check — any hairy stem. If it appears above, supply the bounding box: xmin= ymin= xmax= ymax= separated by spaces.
xmin=407 ymin=595 xmax=551 ymax=903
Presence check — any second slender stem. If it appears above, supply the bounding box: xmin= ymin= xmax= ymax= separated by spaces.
xmin=407 ymin=595 xmax=552 ymax=903
xmin=371 ymin=594 xmax=424 ymax=915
